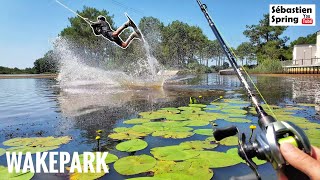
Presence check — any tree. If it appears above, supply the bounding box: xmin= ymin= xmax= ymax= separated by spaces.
xmin=243 ymin=14 xmax=289 ymax=62
xmin=33 ymin=50 xmax=58 ymax=73
xmin=236 ymin=42 xmax=255 ymax=65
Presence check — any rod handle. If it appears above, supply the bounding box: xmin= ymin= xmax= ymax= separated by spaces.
xmin=214 ymin=126 xmax=238 ymax=141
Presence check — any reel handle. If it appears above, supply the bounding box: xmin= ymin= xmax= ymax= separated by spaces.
xmin=281 ymin=165 xmax=310 ymax=180
xmin=213 ymin=126 xmax=238 ymax=141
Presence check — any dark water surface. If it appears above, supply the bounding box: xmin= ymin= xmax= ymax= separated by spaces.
xmin=0 ymin=73 xmax=319 ymax=180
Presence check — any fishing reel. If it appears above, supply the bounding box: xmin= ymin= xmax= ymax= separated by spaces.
xmin=214 ymin=113 xmax=312 ymax=180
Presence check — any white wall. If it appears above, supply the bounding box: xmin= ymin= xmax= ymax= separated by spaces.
xmin=317 ymin=31 xmax=320 ymax=59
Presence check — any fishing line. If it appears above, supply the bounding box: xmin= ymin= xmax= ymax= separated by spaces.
xmin=209 ymin=18 xmax=277 ymax=118
xmin=110 ymin=0 xmax=144 ymax=17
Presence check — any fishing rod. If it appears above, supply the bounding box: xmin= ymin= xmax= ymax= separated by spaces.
xmin=56 ymin=0 xmax=91 ymax=25
xmin=196 ymin=0 xmax=312 ymax=179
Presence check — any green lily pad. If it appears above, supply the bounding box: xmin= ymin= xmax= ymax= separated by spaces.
xmin=155 ymin=173 xmax=194 ymax=180
xmin=152 ymin=131 xmax=194 ymax=139
xmin=178 ymin=107 xmax=202 ymax=112
xmin=189 ymin=151 xmax=242 ymax=168
xmin=298 ymin=103 xmax=316 ymax=107
xmin=158 ymin=109 xmax=181 ymax=114
xmin=179 ymin=140 xmax=217 ymax=150
xmin=113 ymin=127 xmax=130 ymax=133
xmin=183 ymin=114 xmax=217 ymax=122
xmin=124 ymin=118 xmax=150 ymax=124
xmin=226 ymin=148 xmax=266 ymax=165
xmin=0 ymin=165 xmax=34 ymax=180
xmin=223 ymin=118 xmax=251 ymax=123
xmin=116 ymin=139 xmax=148 ymax=152
xmin=218 ymin=136 xmax=238 ymax=146
xmin=126 ymin=177 xmax=165 ymax=180
xmin=185 ymin=120 xmax=209 ymax=127
xmin=3 ymin=136 xmax=72 ymax=154
xmin=165 ymin=114 xmax=187 ymax=121
xmin=132 ymin=125 xmax=156 ymax=134
xmin=189 ymin=104 xmax=207 ymax=108
xmin=0 ymin=148 xmax=5 ymax=156
xmin=78 ymin=153 xmax=118 ymax=164
xmin=68 ymin=165 xmax=108 ymax=180
xmin=193 ymin=129 xmax=213 ymax=136
xmin=151 ymin=146 xmax=200 ymax=161
xmin=139 ymin=111 xmax=166 ymax=120
xmin=108 ymin=131 xmax=147 ymax=140
xmin=114 ymin=155 xmax=156 ymax=175
xmin=221 ymin=109 xmax=247 ymax=115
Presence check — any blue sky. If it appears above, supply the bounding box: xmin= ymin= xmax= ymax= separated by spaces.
xmin=0 ymin=0 xmax=319 ymax=68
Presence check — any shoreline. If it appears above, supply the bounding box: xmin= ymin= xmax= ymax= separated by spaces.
xmin=0 ymin=74 xmax=57 ymax=79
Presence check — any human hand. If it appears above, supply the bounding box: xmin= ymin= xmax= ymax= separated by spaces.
xmin=278 ymin=143 xmax=320 ymax=180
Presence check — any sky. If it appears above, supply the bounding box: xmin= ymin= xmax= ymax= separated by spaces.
xmin=0 ymin=0 xmax=319 ymax=68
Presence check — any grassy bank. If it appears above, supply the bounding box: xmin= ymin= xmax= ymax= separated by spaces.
xmin=246 ymin=59 xmax=283 ymax=74
xmin=0 ymin=74 xmax=57 ymax=79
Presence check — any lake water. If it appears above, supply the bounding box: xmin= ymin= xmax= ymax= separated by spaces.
xmin=0 ymin=73 xmax=319 ymax=180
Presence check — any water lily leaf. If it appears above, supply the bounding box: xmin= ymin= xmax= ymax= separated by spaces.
xmin=0 ymin=165 xmax=34 ymax=180
xmin=193 ymin=129 xmax=213 ymax=136
xmin=113 ymin=127 xmax=130 ymax=133
xmin=305 ymin=129 xmax=320 ymax=147
xmin=126 ymin=177 xmax=165 ymax=180
xmin=189 ymin=104 xmax=207 ymax=108
xmin=152 ymin=131 xmax=194 ymax=139
xmin=116 ymin=139 xmax=148 ymax=152
xmin=165 ymin=114 xmax=187 ymax=121
xmin=221 ymin=109 xmax=247 ymax=115
xmin=6 ymin=146 xmax=60 ymax=155
xmin=161 ymin=107 xmax=180 ymax=111
xmin=179 ymin=140 xmax=217 ymax=150
xmin=297 ymin=103 xmax=316 ymax=107
xmin=76 ymin=153 xmax=118 ymax=165
xmin=139 ymin=111 xmax=166 ymax=120
xmin=68 ymin=165 xmax=108 ymax=180
xmin=185 ymin=120 xmax=209 ymax=127
xmin=158 ymin=109 xmax=181 ymax=114
xmin=0 ymin=148 xmax=5 ymax=156
xmin=178 ymin=107 xmax=202 ymax=112
xmin=124 ymin=118 xmax=150 ymax=124
xmin=132 ymin=125 xmax=156 ymax=134
xmin=223 ymin=99 xmax=250 ymax=104
xmin=151 ymin=146 xmax=200 ymax=161
xmin=218 ymin=136 xmax=238 ymax=146
xmin=108 ymin=131 xmax=147 ymax=140
xmin=155 ymin=173 xmax=194 ymax=180
xmin=3 ymin=136 xmax=72 ymax=154
xmin=224 ymin=118 xmax=251 ymax=123
xmin=114 ymin=155 xmax=156 ymax=175
xmin=226 ymin=148 xmax=266 ymax=165
xmin=154 ymin=160 xmax=213 ymax=180
xmin=189 ymin=151 xmax=242 ymax=168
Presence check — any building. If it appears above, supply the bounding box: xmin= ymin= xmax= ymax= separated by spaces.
xmin=292 ymin=31 xmax=320 ymax=65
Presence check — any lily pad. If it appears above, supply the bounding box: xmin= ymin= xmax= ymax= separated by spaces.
xmin=113 ymin=127 xmax=130 ymax=133
xmin=155 ymin=173 xmax=194 ymax=180
xmin=139 ymin=111 xmax=167 ymax=120
xmin=124 ymin=118 xmax=150 ymax=124
xmin=132 ymin=125 xmax=156 ymax=134
xmin=185 ymin=120 xmax=209 ymax=127
xmin=226 ymin=148 xmax=266 ymax=165
xmin=108 ymin=131 xmax=147 ymax=140
xmin=3 ymin=136 xmax=72 ymax=154
xmin=178 ymin=107 xmax=202 ymax=112
xmin=114 ymin=155 xmax=156 ymax=175
xmin=189 ymin=151 xmax=242 ymax=168
xmin=126 ymin=177 xmax=165 ymax=180
xmin=193 ymin=129 xmax=213 ymax=136
xmin=189 ymin=104 xmax=207 ymax=108
xmin=152 ymin=131 xmax=194 ymax=139
xmin=224 ymin=118 xmax=251 ymax=123
xmin=116 ymin=139 xmax=148 ymax=152
xmin=0 ymin=148 xmax=5 ymax=156
xmin=153 ymin=160 xmax=213 ymax=180
xmin=218 ymin=136 xmax=238 ymax=146
xmin=68 ymin=165 xmax=108 ymax=180
xmin=179 ymin=140 xmax=217 ymax=150
xmin=151 ymin=146 xmax=200 ymax=161
xmin=221 ymin=109 xmax=247 ymax=115
xmin=78 ymin=153 xmax=118 ymax=165
xmin=165 ymin=114 xmax=187 ymax=121
xmin=0 ymin=165 xmax=34 ymax=180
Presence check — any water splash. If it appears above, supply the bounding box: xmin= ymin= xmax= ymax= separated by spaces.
xmin=53 ymin=37 xmax=173 ymax=93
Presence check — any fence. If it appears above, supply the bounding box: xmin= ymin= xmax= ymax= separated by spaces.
xmin=281 ymin=58 xmax=320 ymax=67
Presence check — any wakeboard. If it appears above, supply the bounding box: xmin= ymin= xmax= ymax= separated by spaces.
xmin=125 ymin=13 xmax=145 ymax=42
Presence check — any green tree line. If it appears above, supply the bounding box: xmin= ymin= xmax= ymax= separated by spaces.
xmin=2 ymin=8 xmax=317 ymax=74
